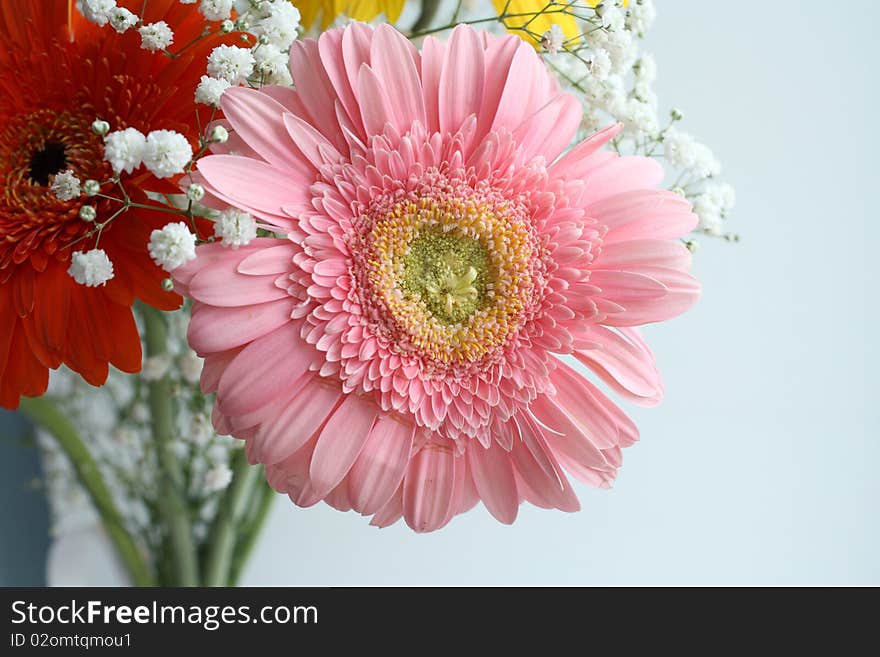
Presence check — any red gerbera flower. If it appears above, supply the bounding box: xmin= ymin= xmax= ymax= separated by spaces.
xmin=0 ymin=0 xmax=224 ymax=408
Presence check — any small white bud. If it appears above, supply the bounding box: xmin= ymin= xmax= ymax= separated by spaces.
xmin=209 ymin=125 xmax=229 ymax=143
xmin=161 ymin=277 xmax=175 ymax=291
xmin=79 ymin=205 xmax=97 ymax=222
xmin=83 ymin=179 xmax=101 ymax=196
xmin=220 ymin=19 xmax=235 ymax=33
xmin=187 ymin=183 xmax=205 ymax=202
xmin=91 ymin=119 xmax=110 ymax=136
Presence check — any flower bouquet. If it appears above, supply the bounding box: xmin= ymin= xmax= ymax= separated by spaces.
xmin=2 ymin=0 xmax=734 ymax=586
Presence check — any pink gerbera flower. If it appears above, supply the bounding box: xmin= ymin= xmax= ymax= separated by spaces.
xmin=173 ymin=24 xmax=700 ymax=532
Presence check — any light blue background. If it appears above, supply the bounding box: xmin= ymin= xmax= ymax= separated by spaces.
xmin=2 ymin=1 xmax=877 ymax=585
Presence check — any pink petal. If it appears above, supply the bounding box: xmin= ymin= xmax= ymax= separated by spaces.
xmin=573 ymin=325 xmax=663 ymax=404
xmin=403 ymin=444 xmax=458 ymax=533
xmin=370 ymin=24 xmax=425 ymax=131
xmin=369 ymin=484 xmax=403 ymax=528
xmin=439 ymin=24 xmax=484 ymax=135
xmin=196 ymin=155 xmax=312 ymax=224
xmin=216 ymin=323 xmax=313 ymax=416
xmin=595 ymin=238 xmax=692 ymax=271
xmin=188 ymin=262 xmax=290 ymax=307
xmin=513 ymin=93 xmax=582 ymax=164
xmin=188 ymin=298 xmax=295 ymax=353
xmin=288 ymin=38 xmax=343 ymax=148
xmin=282 ymin=112 xmax=342 ymax=171
xmin=348 ymin=415 xmax=416 ymax=515
xmin=236 ymin=243 xmax=297 ymax=276
xmin=419 ymin=35 xmax=445 ymax=132
xmin=220 ymin=87 xmax=312 ymax=175
xmin=467 ymin=441 xmax=519 ymax=524
xmin=356 ymin=63 xmax=395 ymax=137
xmin=309 ymin=393 xmax=378 ymax=499
xmin=250 ymin=377 xmax=343 ymax=465
xmin=578 ymin=157 xmax=665 ymax=207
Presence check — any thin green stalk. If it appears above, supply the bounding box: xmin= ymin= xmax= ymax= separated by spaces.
xmin=203 ymin=449 xmax=263 ymax=586
xmin=142 ymin=305 xmax=200 ymax=586
xmin=229 ymin=480 xmax=275 ymax=586
xmin=19 ymin=397 xmax=154 ymax=586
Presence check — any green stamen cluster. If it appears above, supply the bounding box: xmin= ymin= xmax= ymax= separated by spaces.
xmin=401 ymin=228 xmax=491 ymax=325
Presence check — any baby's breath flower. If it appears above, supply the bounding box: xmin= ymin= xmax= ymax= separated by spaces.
xmin=68 ymin=249 xmax=114 ymax=286
xmin=540 ymin=24 xmax=564 ymax=55
xmin=104 ymin=127 xmax=146 ymax=174
xmin=179 ymin=352 xmax=204 ymax=385
xmin=50 ymin=170 xmax=81 ymax=201
xmin=141 ymin=354 xmax=172 ymax=381
xmin=199 ymin=0 xmax=234 ymax=22
xmin=206 ymin=45 xmax=255 ymax=85
xmin=589 ymin=49 xmax=612 ymax=81
xmin=107 ymin=6 xmax=138 ymax=33
xmin=148 ymin=221 xmax=197 ymax=271
xmin=253 ymin=44 xmax=292 ymax=85
xmin=138 ymin=21 xmax=174 ymax=51
xmin=250 ymin=1 xmax=300 ymax=49
xmin=195 ymin=75 xmax=231 ymax=107
xmin=596 ymin=3 xmax=625 ymax=31
xmin=79 ymin=0 xmax=115 ymax=26
xmin=214 ymin=208 xmax=257 ymax=247
xmin=663 ymin=128 xmax=698 ymax=169
xmin=142 ymin=130 xmax=192 ymax=178
xmin=692 ymin=143 xmax=722 ymax=178
xmin=204 ymin=463 xmax=233 ymax=493
xmin=628 ymin=0 xmax=657 ymax=35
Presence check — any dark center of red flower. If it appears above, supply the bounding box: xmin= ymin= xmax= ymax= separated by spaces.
xmin=28 ymin=141 xmax=68 ymax=186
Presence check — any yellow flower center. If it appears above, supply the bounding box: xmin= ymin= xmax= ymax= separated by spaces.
xmin=360 ymin=196 xmax=533 ymax=366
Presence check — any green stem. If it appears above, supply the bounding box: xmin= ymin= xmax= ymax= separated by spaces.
xmin=19 ymin=397 xmax=154 ymax=586
xmin=142 ymin=306 xmax=200 ymax=586
xmin=229 ymin=480 xmax=275 ymax=586
xmin=203 ymin=450 xmax=263 ymax=586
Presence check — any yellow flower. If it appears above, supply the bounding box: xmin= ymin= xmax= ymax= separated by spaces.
xmin=491 ymin=0 xmax=626 ymax=48
xmin=297 ymin=0 xmax=405 ymax=30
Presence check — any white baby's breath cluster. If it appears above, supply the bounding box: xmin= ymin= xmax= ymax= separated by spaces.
xmin=535 ymin=0 xmax=736 ymax=241
xmin=214 ymin=208 xmax=258 ymax=247
xmin=148 ymin=221 xmax=198 ymax=272
xmin=38 ymin=309 xmax=239 ymax=549
xmin=78 ymin=0 xmax=174 ymax=45
xmin=103 ymin=127 xmax=192 ymax=178
xmin=196 ymin=0 xmax=301 ymax=107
